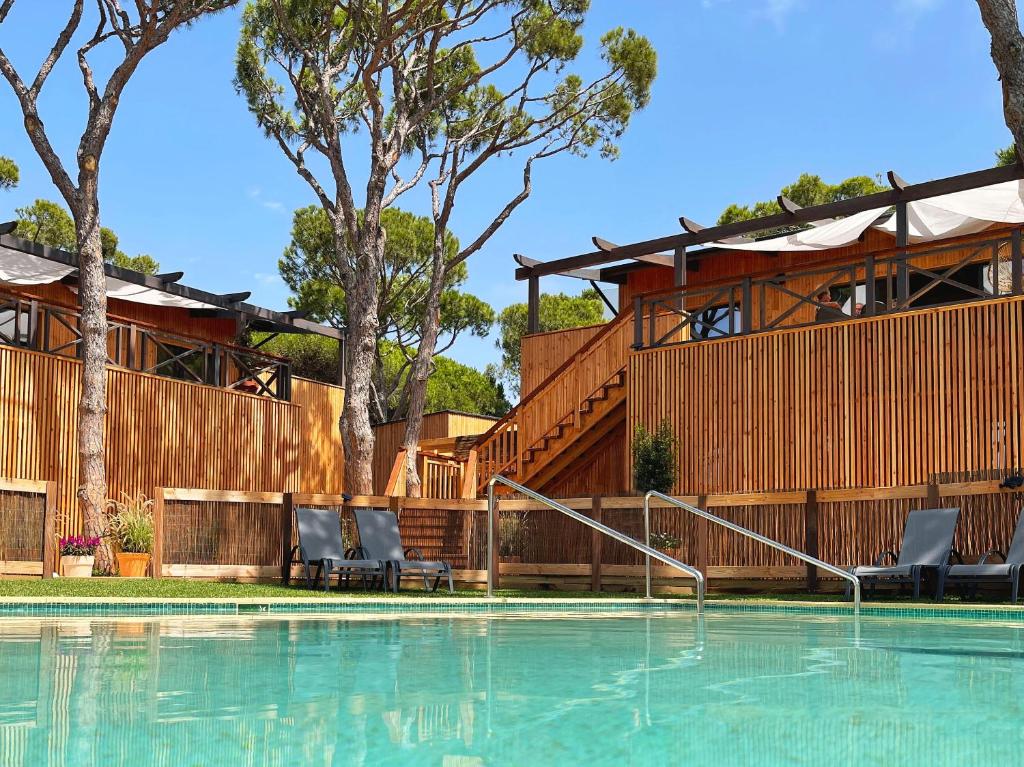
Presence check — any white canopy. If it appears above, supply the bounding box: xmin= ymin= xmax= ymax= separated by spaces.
xmin=710 ymin=180 xmax=1024 ymax=252
xmin=104 ymin=278 xmax=219 ymax=310
xmin=0 ymin=245 xmax=76 ymax=285
xmin=710 ymin=207 xmax=889 ymax=252
xmin=877 ymin=180 xmax=1024 ymax=242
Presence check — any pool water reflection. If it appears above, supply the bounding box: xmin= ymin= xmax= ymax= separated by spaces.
xmin=0 ymin=612 xmax=1022 ymax=765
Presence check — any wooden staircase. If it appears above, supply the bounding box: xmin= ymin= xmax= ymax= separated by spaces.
xmin=475 ymin=308 xmax=635 ymax=494
xmin=518 ymin=368 xmax=626 ymax=490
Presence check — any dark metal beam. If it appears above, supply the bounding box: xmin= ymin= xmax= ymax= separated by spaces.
xmin=514 ymin=252 xmax=602 ymax=281
xmin=155 ymin=271 xmax=184 ymax=283
xmin=516 ymin=162 xmax=1024 ymax=280
xmin=679 ymin=217 xmax=705 ymax=234
xmin=588 ymin=280 xmax=618 ymax=316
xmin=219 ymin=291 xmax=252 ymax=304
xmin=0 ymin=221 xmax=16 ymax=236
xmin=887 ymin=170 xmax=909 ymax=191
xmin=778 ymin=195 xmax=801 ymax=215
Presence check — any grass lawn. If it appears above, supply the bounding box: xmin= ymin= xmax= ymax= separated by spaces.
xmin=0 ymin=577 xmax=956 ymax=603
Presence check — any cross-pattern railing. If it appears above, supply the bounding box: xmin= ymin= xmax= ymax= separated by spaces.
xmin=0 ymin=291 xmax=292 ymax=400
xmin=633 ymin=232 xmax=1024 ymax=350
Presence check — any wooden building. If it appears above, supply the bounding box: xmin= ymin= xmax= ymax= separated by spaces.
xmin=0 ymin=233 xmax=345 ymax=535
xmin=477 ymin=163 xmax=1024 ymax=499
xmin=372 ymin=410 xmax=497 ymax=497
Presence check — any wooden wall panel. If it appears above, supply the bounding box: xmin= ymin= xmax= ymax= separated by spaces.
xmin=541 ymin=421 xmax=628 ymax=497
xmin=520 ymin=324 xmax=605 ymax=396
xmin=291 ymin=377 xmax=345 ymax=493
xmin=628 ymin=296 xmax=1024 ymax=496
xmin=0 ymin=345 xmax=345 ymax=535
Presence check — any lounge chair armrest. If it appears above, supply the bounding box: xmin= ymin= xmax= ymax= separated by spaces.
xmin=404 ymin=547 xmax=424 ymax=560
xmin=873 ymin=550 xmax=898 ymax=566
xmin=977 ymin=549 xmax=1006 ymax=564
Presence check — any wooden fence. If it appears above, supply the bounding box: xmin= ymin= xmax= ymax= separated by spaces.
xmin=0 ymin=478 xmax=55 ymax=578
xmin=630 ymin=295 xmax=1024 ymax=495
xmin=0 ymin=344 xmax=344 ymax=537
xmin=132 ymin=478 xmax=1024 ymax=592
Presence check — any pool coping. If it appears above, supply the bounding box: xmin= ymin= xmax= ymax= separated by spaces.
xmin=1 ymin=596 xmax=1023 ymax=621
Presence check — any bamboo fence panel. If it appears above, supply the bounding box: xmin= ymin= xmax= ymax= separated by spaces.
xmin=629 ymin=296 xmax=1024 ymax=496
xmin=0 ymin=345 xmax=342 ymax=537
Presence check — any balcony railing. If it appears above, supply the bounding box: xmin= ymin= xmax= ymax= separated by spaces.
xmin=0 ymin=291 xmax=292 ymax=400
xmin=633 ymin=232 xmax=1024 ymax=350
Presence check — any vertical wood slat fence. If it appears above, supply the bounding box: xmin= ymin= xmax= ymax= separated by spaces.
xmin=143 ymin=479 xmax=1024 ymax=593
xmin=0 ymin=478 xmax=56 ymax=578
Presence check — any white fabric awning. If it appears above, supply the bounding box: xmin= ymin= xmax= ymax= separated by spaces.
xmin=104 ymin=278 xmax=219 ymax=310
xmin=0 ymin=245 xmax=76 ymax=285
xmin=710 ymin=207 xmax=889 ymax=252
xmin=877 ymin=180 xmax=1024 ymax=242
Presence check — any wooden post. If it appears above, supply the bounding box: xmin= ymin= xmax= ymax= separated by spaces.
xmin=527 ymin=275 xmax=540 ymax=334
xmin=926 ymin=478 xmax=941 ymax=508
xmin=896 ymin=201 xmax=910 ymax=307
xmin=152 ymin=488 xmax=164 ymax=579
xmin=741 ymin=277 xmax=753 ymax=334
xmin=633 ymin=295 xmax=644 ymax=349
xmin=491 ymin=497 xmax=501 ymax=591
xmin=864 ymin=255 xmax=877 ymax=316
xmin=804 ymin=490 xmax=819 ymax=591
xmin=460 ymin=450 xmax=479 ymax=499
xmin=1012 ymin=229 xmax=1023 ymax=296
xmin=695 ymin=494 xmax=709 ymax=579
xmin=590 ymin=495 xmax=603 ymax=593
xmin=281 ymin=492 xmax=295 ymax=585
xmin=673 ymin=245 xmax=686 ymax=312
xmin=41 ymin=481 xmax=57 ymax=579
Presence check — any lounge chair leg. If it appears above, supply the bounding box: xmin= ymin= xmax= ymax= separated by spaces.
xmin=935 ymin=568 xmax=947 ymax=602
xmin=447 ymin=570 xmax=454 ymax=593
xmin=1012 ymin=569 xmax=1020 ymax=604
xmin=912 ymin=571 xmax=921 ymax=600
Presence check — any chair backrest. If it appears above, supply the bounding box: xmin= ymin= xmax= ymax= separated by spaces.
xmin=295 ymin=508 xmax=346 ymax=562
xmin=353 ymin=509 xmax=405 ymax=561
xmin=1006 ymin=512 xmax=1024 ymax=564
xmin=897 ymin=508 xmax=960 ymax=566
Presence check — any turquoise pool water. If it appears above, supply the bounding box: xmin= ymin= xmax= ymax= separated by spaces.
xmin=0 ymin=611 xmax=1022 ymax=765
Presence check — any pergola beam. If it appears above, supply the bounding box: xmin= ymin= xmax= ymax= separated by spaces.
xmin=515 ymin=162 xmax=1024 ymax=280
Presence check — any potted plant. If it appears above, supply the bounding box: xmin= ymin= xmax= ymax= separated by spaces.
xmin=650 ymin=531 xmax=682 ymax=560
xmin=58 ymin=535 xmax=101 ymax=577
xmin=106 ymin=492 xmax=155 ymax=577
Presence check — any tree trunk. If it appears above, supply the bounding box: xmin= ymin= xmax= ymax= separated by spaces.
xmin=400 ymin=235 xmax=448 ymax=499
xmin=73 ymin=189 xmax=113 ymax=573
xmin=338 ymin=224 xmax=384 ymax=495
xmin=978 ymin=0 xmax=1024 ymax=151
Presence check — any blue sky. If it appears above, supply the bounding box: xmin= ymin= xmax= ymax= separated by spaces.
xmin=0 ymin=0 xmax=1013 ymax=372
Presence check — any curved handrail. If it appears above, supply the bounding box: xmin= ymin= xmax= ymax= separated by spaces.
xmin=644 ymin=491 xmax=860 ymax=616
xmin=487 ymin=476 xmax=705 ymax=614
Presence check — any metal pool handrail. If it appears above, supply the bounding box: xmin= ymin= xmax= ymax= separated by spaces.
xmin=487 ymin=476 xmax=705 ymax=614
xmin=643 ymin=490 xmax=861 ymax=616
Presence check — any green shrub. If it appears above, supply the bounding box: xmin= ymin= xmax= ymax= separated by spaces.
xmin=632 ymin=420 xmax=678 ymax=494
xmin=105 ymin=493 xmax=155 ymax=554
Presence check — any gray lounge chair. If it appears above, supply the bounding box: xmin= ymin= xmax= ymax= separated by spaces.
xmin=353 ymin=508 xmax=454 ymax=593
xmin=290 ymin=508 xmax=386 ymax=591
xmin=846 ymin=507 xmax=960 ymax=600
xmin=937 ymin=512 xmax=1024 ymax=603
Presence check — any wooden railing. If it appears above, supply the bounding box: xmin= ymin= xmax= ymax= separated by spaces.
xmin=0 ymin=290 xmax=292 ymax=399
xmin=0 ymin=478 xmax=56 ymax=578
xmin=634 ymin=231 xmax=1024 ymax=349
xmin=476 ymin=309 xmax=635 ymax=491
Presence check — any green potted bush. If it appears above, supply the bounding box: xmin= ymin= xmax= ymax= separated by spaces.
xmin=649 ymin=531 xmax=682 ymax=559
xmin=632 ymin=420 xmax=679 ymax=494
xmin=106 ymin=492 xmax=155 ymax=577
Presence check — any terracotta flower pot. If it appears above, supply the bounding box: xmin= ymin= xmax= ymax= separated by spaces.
xmin=60 ymin=555 xmax=95 ymax=577
xmin=116 ymin=552 xmax=151 ymax=578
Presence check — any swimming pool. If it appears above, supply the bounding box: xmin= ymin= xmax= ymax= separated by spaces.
xmin=0 ymin=611 xmax=1022 ymax=765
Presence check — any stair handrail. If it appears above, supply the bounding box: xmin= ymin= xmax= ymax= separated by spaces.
xmin=487 ymin=476 xmax=705 ymax=613
xmin=643 ymin=491 xmax=860 ymax=616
